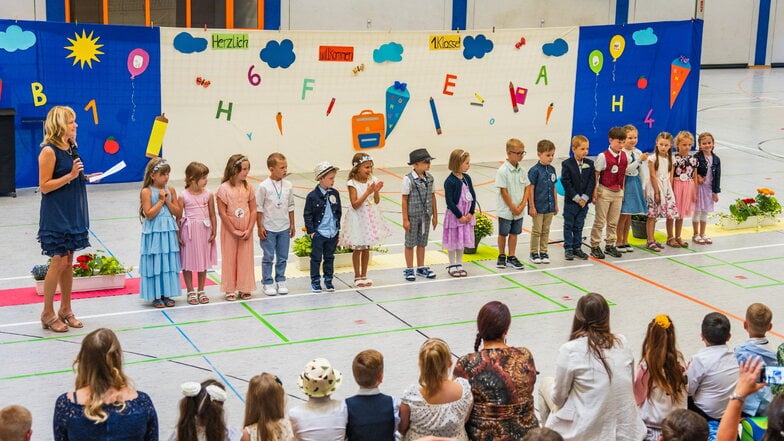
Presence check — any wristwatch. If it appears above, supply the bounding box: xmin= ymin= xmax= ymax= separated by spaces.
xmin=729 ymin=392 xmax=745 ymax=402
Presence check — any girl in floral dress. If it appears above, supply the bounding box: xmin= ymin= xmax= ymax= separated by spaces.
xmin=670 ymin=131 xmax=699 ymax=248
xmin=216 ymin=154 xmax=256 ymax=301
xmin=340 ymin=153 xmax=390 ymax=288
xmin=442 ymin=149 xmax=476 ymax=277
xmin=645 ymin=132 xmax=678 ymax=252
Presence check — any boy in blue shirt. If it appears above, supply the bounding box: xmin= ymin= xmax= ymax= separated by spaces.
xmin=303 ymin=162 xmax=341 ymax=293
xmin=526 ymin=140 xmax=558 ymax=264
xmin=734 ymin=303 xmax=776 ymax=416
xmin=345 ymin=349 xmax=399 ymax=441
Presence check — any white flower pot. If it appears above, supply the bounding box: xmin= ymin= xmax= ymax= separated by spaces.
xmin=296 ymin=252 xmax=371 ymax=271
xmin=720 ymin=216 xmax=778 ymax=230
xmin=35 ymin=274 xmax=127 ymax=296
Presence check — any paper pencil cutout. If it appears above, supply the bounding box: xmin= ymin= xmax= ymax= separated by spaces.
xmin=145 ymin=114 xmax=168 ymax=158
xmin=429 ymin=97 xmax=442 ymax=135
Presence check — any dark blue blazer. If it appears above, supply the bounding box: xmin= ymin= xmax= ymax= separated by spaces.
xmin=560 ymin=157 xmax=596 ymax=205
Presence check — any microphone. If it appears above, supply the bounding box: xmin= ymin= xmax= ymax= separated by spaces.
xmin=68 ymin=138 xmax=84 ymax=181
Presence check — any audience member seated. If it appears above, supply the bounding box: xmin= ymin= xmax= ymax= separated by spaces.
xmin=633 ymin=314 xmax=687 ymax=440
xmin=168 ymin=379 xmax=240 ymax=441
xmin=52 ymin=328 xmax=158 ymax=441
xmin=242 ymin=372 xmax=294 ymax=441
xmin=521 ymin=427 xmax=564 ymax=441
xmin=717 ymin=357 xmax=784 ymax=441
xmin=0 ymin=405 xmax=33 ymax=441
xmin=734 ymin=303 xmax=777 ymax=417
xmin=289 ymin=358 xmax=347 ymax=441
xmin=453 ymin=301 xmax=539 ymax=439
xmin=399 ymin=338 xmax=473 ymax=441
xmin=345 ymin=349 xmax=400 ymax=441
xmin=536 ymin=292 xmax=645 ymax=441
xmin=775 ymin=342 xmax=784 ymax=397
xmin=686 ymin=312 xmax=739 ymax=422
xmin=660 ymin=409 xmax=708 ymax=441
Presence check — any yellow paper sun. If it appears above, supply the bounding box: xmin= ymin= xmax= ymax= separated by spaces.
xmin=65 ymin=30 xmax=104 ymax=69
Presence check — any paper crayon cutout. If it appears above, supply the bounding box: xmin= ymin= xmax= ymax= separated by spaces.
xmin=546 ymin=102 xmax=554 ymax=124
xmin=326 ymin=98 xmax=336 ymax=116
xmin=429 ymin=97 xmax=442 ymax=135
xmin=474 ymin=92 xmax=484 ymax=103
xmin=276 ymin=112 xmax=283 ymax=135
xmin=351 ymin=110 xmax=385 ymax=150
xmin=670 ymin=56 xmax=691 ymax=108
xmin=515 ymin=87 xmax=527 ymax=105
xmin=508 ymin=82 xmax=518 ymax=113
xmin=385 ymin=81 xmax=410 ymax=137
xmin=145 ymin=114 xmax=168 ymax=158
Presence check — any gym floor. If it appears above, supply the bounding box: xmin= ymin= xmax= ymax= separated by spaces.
xmin=1 ymin=68 xmax=782 ymax=440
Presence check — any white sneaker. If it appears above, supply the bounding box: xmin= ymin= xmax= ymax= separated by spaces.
xmin=276 ymin=282 xmax=289 ymax=295
xmin=263 ymin=284 xmax=277 ymax=296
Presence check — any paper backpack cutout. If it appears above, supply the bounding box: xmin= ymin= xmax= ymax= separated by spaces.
xmin=351 ymin=110 xmax=385 ymax=150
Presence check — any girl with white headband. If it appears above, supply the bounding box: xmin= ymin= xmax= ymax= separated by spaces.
xmin=169 ymin=379 xmax=240 ymax=441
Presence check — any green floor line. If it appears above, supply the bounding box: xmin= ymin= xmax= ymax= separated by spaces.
xmin=471 ymin=261 xmax=569 ymax=309
xmin=1 ymin=307 xmax=574 ymax=381
xmin=668 ymin=258 xmax=768 ymax=288
xmin=380 ymin=194 xmax=401 ymax=206
xmin=539 ymin=271 xmax=591 ymax=296
xmin=700 ymin=255 xmax=783 ymax=284
xmin=241 ymin=302 xmax=289 ymax=342
xmin=747 ymin=282 xmax=784 ymax=289
xmin=697 ymin=255 xmax=784 ymax=269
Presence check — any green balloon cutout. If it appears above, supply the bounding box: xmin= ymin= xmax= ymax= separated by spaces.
xmin=588 ymin=49 xmax=604 ymax=75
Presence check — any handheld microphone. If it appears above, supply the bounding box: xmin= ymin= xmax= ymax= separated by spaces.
xmin=68 ymin=138 xmax=85 ymax=181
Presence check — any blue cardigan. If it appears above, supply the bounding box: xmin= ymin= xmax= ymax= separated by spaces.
xmin=444 ymin=173 xmax=476 ymax=218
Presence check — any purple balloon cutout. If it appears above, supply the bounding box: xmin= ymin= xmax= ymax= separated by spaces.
xmin=127 ymin=48 xmax=150 ymax=79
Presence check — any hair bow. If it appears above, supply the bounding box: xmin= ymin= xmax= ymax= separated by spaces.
xmin=205 ymin=384 xmax=227 ymax=402
xmin=181 ymin=382 xmax=201 ymax=397
xmin=394 ymin=81 xmax=407 ymax=92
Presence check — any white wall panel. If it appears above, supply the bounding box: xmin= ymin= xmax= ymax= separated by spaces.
xmin=701 ymin=0 xmax=754 ymax=65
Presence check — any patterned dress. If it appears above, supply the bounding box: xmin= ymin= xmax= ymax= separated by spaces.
xmin=53 ymin=391 xmax=158 ymax=441
xmin=243 ymin=420 xmax=295 ymax=441
xmin=672 ymin=154 xmax=699 ymax=219
xmin=442 ymin=182 xmax=476 ymax=250
xmin=401 ymin=377 xmax=473 ymax=441
xmin=645 ymin=156 xmax=679 ymax=219
xmin=454 ymin=347 xmax=539 ymax=441
xmin=340 ymin=176 xmax=391 ymax=248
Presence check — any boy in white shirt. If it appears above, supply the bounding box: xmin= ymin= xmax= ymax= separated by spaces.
xmin=256 ymin=152 xmax=295 ymax=295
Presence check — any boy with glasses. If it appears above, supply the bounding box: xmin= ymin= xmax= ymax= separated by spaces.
xmin=495 ymin=138 xmax=529 ymax=269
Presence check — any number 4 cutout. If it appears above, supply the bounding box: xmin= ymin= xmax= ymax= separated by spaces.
xmin=644 ymin=108 xmax=654 ymax=128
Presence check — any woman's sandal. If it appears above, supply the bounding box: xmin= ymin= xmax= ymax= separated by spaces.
xmin=59 ymin=312 xmax=83 ymax=328
xmin=187 ymin=291 xmax=199 ymax=305
xmin=646 ymin=242 xmax=662 ymax=252
xmin=666 ymin=238 xmax=680 ymax=248
xmin=41 ymin=315 xmax=68 ymax=332
xmin=240 ymin=292 xmax=253 ymax=300
xmin=675 ymin=237 xmax=689 ymax=248
xmin=224 ymin=292 xmax=237 ymax=302
xmin=197 ymin=291 xmax=209 ymax=304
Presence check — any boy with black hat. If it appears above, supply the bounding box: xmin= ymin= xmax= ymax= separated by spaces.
xmin=401 ymin=148 xmax=438 ymax=281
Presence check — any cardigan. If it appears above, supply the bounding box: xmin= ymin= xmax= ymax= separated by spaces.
xmin=444 ymin=173 xmax=476 ymax=219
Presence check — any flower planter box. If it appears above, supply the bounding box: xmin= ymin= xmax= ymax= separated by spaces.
xmin=720 ymin=216 xmax=778 ymax=230
xmin=35 ymin=274 xmax=127 ymax=296
xmin=296 ymin=253 xmax=372 ymax=271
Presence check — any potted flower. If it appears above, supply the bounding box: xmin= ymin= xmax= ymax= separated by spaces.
xmin=630 ymin=214 xmax=648 ymax=239
xmin=465 ymin=211 xmax=494 ymax=254
xmin=31 ymin=250 xmax=131 ymax=295
xmin=292 ymin=228 xmax=386 ymax=270
xmin=716 ymin=188 xmax=781 ymax=229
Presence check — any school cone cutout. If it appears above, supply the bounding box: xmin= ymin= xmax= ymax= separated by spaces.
xmin=669 ymin=56 xmax=691 ymax=108
xmin=145 ymin=114 xmax=168 ymax=158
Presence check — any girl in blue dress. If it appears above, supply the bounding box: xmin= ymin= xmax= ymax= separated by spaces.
xmin=139 ymin=157 xmax=182 ymax=307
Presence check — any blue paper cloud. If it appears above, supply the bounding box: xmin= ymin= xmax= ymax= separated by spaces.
xmin=373 ymin=42 xmax=403 ymax=63
xmin=0 ymin=25 xmax=36 ymax=52
xmin=542 ymin=38 xmax=569 ymax=57
xmin=173 ymin=32 xmax=207 ymax=54
xmin=463 ymin=34 xmax=493 ymax=60
xmin=633 ymin=27 xmax=658 ymax=46
xmin=260 ymin=39 xmax=296 ymax=69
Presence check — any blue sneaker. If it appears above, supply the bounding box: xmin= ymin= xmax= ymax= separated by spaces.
xmin=311 ymin=281 xmax=323 ymax=293
xmin=404 ymin=268 xmax=416 ymax=281
xmin=416 ymin=267 xmax=436 ymax=279
xmin=324 ymin=279 xmax=335 ymax=292
xmin=529 ymin=253 xmax=542 ymax=264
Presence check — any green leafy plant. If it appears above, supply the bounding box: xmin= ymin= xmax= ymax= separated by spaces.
xmin=631 ymin=214 xmax=648 ymax=222
xmin=473 ymin=212 xmax=494 ymax=239
xmin=31 ymin=250 xmax=131 ymax=281
xmin=718 ymin=188 xmax=781 ymax=223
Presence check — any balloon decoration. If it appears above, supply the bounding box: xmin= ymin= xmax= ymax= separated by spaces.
xmin=127 ymin=48 xmax=150 ymax=79
xmin=555 ymin=176 xmax=565 ymax=197
xmin=609 ymin=35 xmax=625 ymax=62
xmin=588 ymin=50 xmax=603 ymax=75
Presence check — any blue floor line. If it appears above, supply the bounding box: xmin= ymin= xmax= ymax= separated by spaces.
xmin=161 ymin=310 xmax=245 ymax=403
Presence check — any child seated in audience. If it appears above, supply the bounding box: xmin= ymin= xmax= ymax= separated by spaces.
xmin=242 ymin=372 xmax=294 ymax=441
xmin=289 ymin=358 xmax=347 ymax=441
xmin=686 ymin=312 xmax=739 ymax=421
xmin=734 ymin=303 xmax=776 ymax=417
xmin=345 ymin=349 xmax=400 ymax=440
xmin=521 ymin=427 xmax=564 ymax=441
xmin=660 ymin=409 xmax=708 ymax=441
xmin=169 ymin=379 xmax=240 ymax=441
xmin=0 ymin=405 xmax=32 ymax=441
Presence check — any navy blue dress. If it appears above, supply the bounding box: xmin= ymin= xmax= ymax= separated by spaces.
xmin=53 ymin=391 xmax=158 ymax=441
xmin=37 ymin=144 xmax=90 ymax=257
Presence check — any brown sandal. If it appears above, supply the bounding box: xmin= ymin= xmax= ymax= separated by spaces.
xmin=675 ymin=237 xmax=689 ymax=248
xmin=666 ymin=238 xmax=680 ymax=248
xmin=59 ymin=312 xmax=83 ymax=328
xmin=42 ymin=315 xmax=68 ymax=333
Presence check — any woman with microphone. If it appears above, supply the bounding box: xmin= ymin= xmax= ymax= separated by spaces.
xmin=37 ymin=105 xmax=95 ymax=332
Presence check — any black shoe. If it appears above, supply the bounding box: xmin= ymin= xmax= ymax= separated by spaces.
xmin=506 ymin=255 xmax=524 ymax=270
xmin=324 ymin=279 xmax=335 ymax=292
xmin=590 ymin=247 xmax=605 ymax=259
xmin=575 ymin=249 xmax=589 ymax=260
xmin=565 ymin=249 xmax=575 ymax=261
xmin=604 ymin=245 xmax=622 ymax=258
xmin=496 ymin=254 xmax=507 ymax=268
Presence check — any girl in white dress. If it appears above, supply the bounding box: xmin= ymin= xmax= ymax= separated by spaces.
xmin=399 ymin=338 xmax=473 ymax=441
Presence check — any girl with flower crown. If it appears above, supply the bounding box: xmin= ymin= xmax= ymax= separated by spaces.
xmin=169 ymin=379 xmax=241 ymax=441
xmin=633 ymin=314 xmax=688 ymax=441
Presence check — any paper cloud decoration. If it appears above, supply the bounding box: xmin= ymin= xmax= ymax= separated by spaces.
xmin=260 ymin=39 xmax=296 ymax=69
xmin=0 ymin=24 xmax=36 ymax=52
xmin=373 ymin=42 xmax=403 ymax=63
xmin=633 ymin=27 xmax=658 ymax=46
xmin=542 ymin=38 xmax=569 ymax=57
xmin=463 ymin=34 xmax=493 ymax=60
xmin=173 ymin=32 xmax=207 ymax=54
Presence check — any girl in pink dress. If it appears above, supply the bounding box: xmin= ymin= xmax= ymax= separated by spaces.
xmin=216 ymin=154 xmax=257 ymax=301
xmin=178 ymin=162 xmax=217 ymax=305
xmin=670 ymin=131 xmax=698 ymax=248
xmin=340 ymin=153 xmax=391 ymax=288
xmin=442 ymin=149 xmax=476 ymax=277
